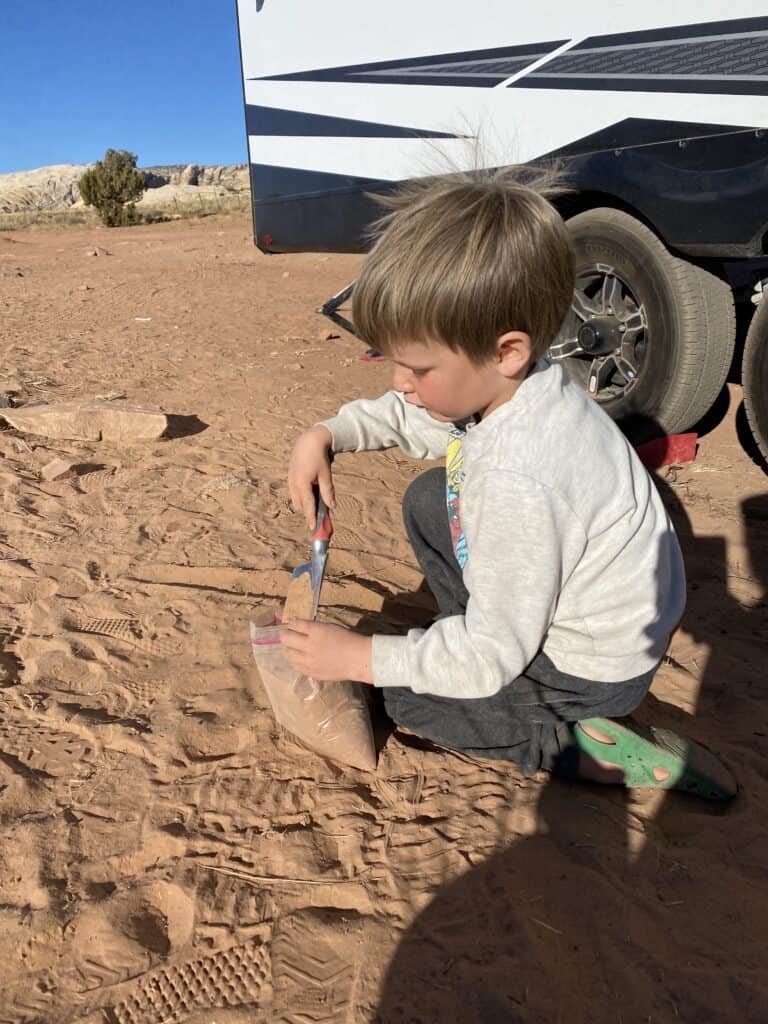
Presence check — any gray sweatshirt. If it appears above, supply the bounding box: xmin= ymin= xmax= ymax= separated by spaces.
xmin=321 ymin=359 xmax=686 ymax=698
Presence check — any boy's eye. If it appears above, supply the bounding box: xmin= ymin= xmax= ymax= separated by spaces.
xmin=412 ymin=368 xmax=429 ymax=378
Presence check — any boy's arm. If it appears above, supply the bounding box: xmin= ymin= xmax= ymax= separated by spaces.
xmin=371 ymin=470 xmax=586 ymax=698
xmin=321 ymin=391 xmax=452 ymax=459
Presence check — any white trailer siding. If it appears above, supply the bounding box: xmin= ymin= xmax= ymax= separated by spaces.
xmin=236 ymin=2 xmax=768 ymax=253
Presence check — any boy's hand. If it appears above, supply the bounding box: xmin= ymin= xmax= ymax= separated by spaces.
xmin=288 ymin=425 xmax=336 ymax=528
xmin=281 ymin=621 xmax=373 ymax=683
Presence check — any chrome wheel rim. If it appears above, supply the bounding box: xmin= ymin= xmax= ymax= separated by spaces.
xmin=549 ymin=263 xmax=648 ymax=402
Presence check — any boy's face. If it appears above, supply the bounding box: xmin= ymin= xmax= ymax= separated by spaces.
xmin=389 ymin=336 xmax=531 ymax=422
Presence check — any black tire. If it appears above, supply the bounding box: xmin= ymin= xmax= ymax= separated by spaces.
xmin=742 ymin=296 xmax=768 ymax=465
xmin=557 ymin=208 xmax=736 ymax=438
xmin=688 ymin=263 xmax=738 ymax=425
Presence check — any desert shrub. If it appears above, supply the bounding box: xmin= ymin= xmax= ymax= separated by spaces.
xmin=79 ymin=149 xmax=146 ymax=227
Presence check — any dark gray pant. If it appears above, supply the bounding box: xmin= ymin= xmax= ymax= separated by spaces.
xmin=382 ymin=467 xmax=656 ymax=774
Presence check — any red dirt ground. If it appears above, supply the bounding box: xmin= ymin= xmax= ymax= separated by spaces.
xmin=1 ymin=214 xmax=767 ymax=1024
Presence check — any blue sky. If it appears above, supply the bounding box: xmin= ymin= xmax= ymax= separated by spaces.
xmin=1 ymin=1 xmax=248 ymax=174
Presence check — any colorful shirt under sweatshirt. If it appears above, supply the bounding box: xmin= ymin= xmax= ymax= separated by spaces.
xmin=320 ymin=359 xmax=686 ymax=699
xmin=445 ymin=424 xmax=469 ymax=569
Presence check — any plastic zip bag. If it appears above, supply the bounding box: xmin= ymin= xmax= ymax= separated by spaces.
xmin=250 ymin=611 xmax=376 ymax=771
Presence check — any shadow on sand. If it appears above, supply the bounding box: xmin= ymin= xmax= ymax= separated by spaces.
xmin=373 ymin=478 xmax=768 ymax=1022
xmin=162 ymin=413 xmax=208 ymax=439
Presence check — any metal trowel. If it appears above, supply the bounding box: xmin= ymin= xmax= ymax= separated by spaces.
xmin=288 ymin=490 xmax=333 ymax=620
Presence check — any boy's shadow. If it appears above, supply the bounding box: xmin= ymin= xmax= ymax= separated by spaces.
xmin=374 ymin=480 xmax=768 ymax=1022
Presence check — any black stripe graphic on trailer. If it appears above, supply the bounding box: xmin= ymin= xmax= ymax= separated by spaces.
xmin=245 ymin=105 xmax=461 ymax=139
xmin=250 ymin=164 xmax=389 ymax=253
xmin=513 ymin=15 xmax=768 ymax=95
xmin=538 ymin=36 xmax=768 ymax=78
xmin=550 ymin=118 xmax=757 ymax=158
xmin=514 ymin=77 xmax=768 ymax=96
xmin=250 ymin=164 xmax=387 ymax=204
xmin=568 ymin=14 xmax=768 ymax=50
xmin=253 ymin=40 xmax=567 ymax=88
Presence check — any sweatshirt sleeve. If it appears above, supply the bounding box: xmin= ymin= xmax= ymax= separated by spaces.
xmin=320 ymin=390 xmax=451 ymax=460
xmin=372 ymin=469 xmax=587 ymax=697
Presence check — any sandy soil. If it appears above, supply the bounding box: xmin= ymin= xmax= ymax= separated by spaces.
xmin=1 ymin=215 xmax=767 ymax=1024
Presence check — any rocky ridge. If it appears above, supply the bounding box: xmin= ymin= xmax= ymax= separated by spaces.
xmin=0 ymin=163 xmax=249 ymax=214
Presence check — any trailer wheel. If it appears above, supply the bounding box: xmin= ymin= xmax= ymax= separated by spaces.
xmin=550 ymin=208 xmax=736 ymax=438
xmin=742 ymin=295 xmax=768 ymax=465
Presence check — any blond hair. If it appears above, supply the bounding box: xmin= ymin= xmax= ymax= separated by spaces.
xmin=352 ymin=167 xmax=574 ymax=364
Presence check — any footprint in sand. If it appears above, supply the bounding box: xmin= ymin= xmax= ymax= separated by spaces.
xmin=270 ymin=913 xmax=358 ymax=1022
xmin=66 ymin=911 xmax=154 ymax=994
xmin=0 ymin=970 xmax=59 ymax=1024
xmin=120 ymin=676 xmax=171 ymax=706
xmin=0 ymin=827 xmax=51 ymax=912
xmin=73 ymin=465 xmax=119 ymax=492
xmin=69 ymin=750 xmax=150 ymax=822
xmin=0 ymin=705 xmax=97 ymax=779
xmin=330 ymin=493 xmax=363 ymax=518
xmin=108 ymin=936 xmax=271 ymax=1024
xmin=65 ymin=615 xmax=183 ymax=658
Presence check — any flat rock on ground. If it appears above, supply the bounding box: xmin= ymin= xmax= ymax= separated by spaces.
xmin=1 ymin=401 xmax=167 ymax=441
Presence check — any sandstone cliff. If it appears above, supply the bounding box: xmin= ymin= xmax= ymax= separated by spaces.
xmin=0 ymin=162 xmax=249 ymax=215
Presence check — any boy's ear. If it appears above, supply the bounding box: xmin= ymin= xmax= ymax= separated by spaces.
xmin=496 ymin=331 xmax=532 ymax=378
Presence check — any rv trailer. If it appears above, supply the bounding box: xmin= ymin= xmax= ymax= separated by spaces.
xmin=236 ymin=1 xmax=768 ymax=454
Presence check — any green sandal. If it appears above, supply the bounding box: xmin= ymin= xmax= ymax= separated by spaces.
xmin=573 ymin=717 xmax=737 ymax=801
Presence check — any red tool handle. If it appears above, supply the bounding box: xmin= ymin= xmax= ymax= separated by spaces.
xmin=311 ymin=493 xmax=334 ymax=542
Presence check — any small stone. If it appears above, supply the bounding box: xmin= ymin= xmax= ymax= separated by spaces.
xmin=95 ymin=390 xmax=128 ymax=401
xmin=318 ymin=327 xmax=341 ymax=341
xmin=77 ymin=283 xmax=92 ymax=292
xmin=40 ymin=457 xmax=76 ymax=481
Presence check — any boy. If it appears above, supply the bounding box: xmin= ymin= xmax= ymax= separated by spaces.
xmin=281 ymin=171 xmax=734 ymax=799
